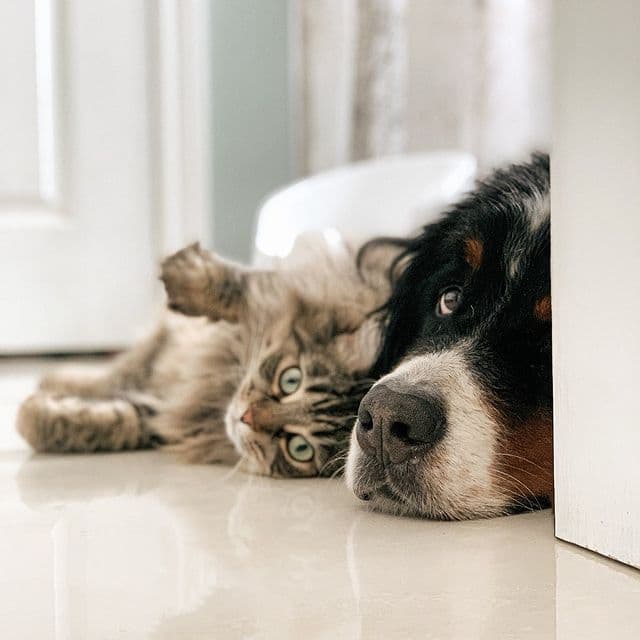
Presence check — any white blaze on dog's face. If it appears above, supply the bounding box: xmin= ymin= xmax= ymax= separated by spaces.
xmin=346 ymin=348 xmax=509 ymax=519
xmin=346 ymin=155 xmax=554 ymax=520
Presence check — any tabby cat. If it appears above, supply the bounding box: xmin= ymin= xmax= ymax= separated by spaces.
xmin=18 ymin=239 xmax=393 ymax=478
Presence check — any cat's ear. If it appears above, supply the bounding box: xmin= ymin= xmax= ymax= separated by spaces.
xmin=160 ymin=243 xmax=248 ymax=322
xmin=332 ymin=316 xmax=381 ymax=374
xmin=356 ymin=238 xmax=409 ymax=301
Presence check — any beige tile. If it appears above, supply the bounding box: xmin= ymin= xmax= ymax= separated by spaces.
xmin=1 ymin=450 xmax=638 ymax=639
xmin=1 ymin=362 xmax=638 ymax=639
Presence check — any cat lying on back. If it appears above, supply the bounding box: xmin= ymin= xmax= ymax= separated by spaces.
xmin=18 ymin=239 xmax=394 ymax=478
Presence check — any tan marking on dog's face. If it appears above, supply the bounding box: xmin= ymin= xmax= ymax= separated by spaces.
xmin=463 ymin=237 xmax=484 ymax=270
xmin=494 ymin=413 xmax=554 ymax=507
xmin=534 ymin=295 xmax=552 ymax=322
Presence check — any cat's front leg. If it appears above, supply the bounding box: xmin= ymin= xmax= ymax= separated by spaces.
xmin=17 ymin=393 xmax=157 ymax=453
xmin=160 ymin=242 xmax=246 ymax=322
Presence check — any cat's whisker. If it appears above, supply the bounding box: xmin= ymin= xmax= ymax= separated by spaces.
xmin=319 ymin=449 xmax=350 ymax=477
xmin=329 ymin=461 xmax=347 ymax=479
xmin=221 ymin=457 xmax=245 ymax=481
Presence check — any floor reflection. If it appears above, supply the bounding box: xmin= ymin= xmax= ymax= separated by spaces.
xmin=345 ymin=510 xmax=556 ymax=640
xmin=3 ymin=451 xmax=638 ymax=639
xmin=150 ymin=474 xmax=362 ymax=639
xmin=12 ymin=452 xmax=362 ymax=639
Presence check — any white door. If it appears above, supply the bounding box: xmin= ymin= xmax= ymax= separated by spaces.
xmin=0 ymin=0 xmax=211 ymax=354
xmin=553 ymin=1 xmax=640 ymax=568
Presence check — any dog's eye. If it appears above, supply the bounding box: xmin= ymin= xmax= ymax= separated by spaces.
xmin=437 ymin=287 xmax=462 ymax=316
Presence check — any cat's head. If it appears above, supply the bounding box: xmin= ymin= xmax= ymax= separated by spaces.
xmin=224 ymin=299 xmax=379 ymax=478
xmin=161 ymin=237 xmax=397 ymax=477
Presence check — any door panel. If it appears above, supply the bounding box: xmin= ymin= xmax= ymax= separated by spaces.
xmin=0 ymin=0 xmax=156 ymax=353
xmin=0 ymin=1 xmax=41 ymax=198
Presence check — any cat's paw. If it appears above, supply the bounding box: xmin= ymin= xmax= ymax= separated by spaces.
xmin=160 ymin=242 xmax=244 ymax=322
xmin=161 ymin=242 xmax=216 ymax=317
xmin=17 ymin=392 xmax=142 ymax=453
xmin=17 ymin=392 xmax=89 ymax=452
xmin=16 ymin=393 xmax=51 ymax=452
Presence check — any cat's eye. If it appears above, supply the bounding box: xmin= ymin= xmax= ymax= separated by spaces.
xmin=286 ymin=434 xmax=314 ymax=462
xmin=436 ymin=287 xmax=462 ymax=316
xmin=279 ymin=366 xmax=302 ymax=395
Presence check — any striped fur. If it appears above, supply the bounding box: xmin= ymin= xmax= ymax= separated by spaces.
xmin=18 ymin=239 xmax=394 ymax=478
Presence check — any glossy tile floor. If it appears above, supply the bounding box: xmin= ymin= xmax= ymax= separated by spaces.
xmin=1 ymin=360 xmax=639 ymax=639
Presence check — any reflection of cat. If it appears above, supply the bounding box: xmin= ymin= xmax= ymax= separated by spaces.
xmin=18 ymin=239 xmax=395 ymax=477
xmin=12 ymin=451 xmax=363 ymax=640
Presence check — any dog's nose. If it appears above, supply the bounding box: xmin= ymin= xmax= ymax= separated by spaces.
xmin=356 ymin=383 xmax=445 ymax=464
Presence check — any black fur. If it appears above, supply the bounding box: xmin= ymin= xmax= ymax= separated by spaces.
xmin=349 ymin=154 xmax=553 ymax=518
xmin=372 ymin=153 xmax=551 ymax=427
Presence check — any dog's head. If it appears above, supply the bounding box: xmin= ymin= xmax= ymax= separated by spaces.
xmin=346 ymin=154 xmax=552 ymax=519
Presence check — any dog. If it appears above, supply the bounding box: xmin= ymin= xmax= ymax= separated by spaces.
xmin=346 ymin=154 xmax=552 ymax=519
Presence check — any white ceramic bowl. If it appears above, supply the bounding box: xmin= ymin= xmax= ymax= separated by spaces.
xmin=253 ymin=151 xmax=476 ymax=265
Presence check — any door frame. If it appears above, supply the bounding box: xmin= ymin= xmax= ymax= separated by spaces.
xmin=149 ymin=0 xmax=213 ymax=258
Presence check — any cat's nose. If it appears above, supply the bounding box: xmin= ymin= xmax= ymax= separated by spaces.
xmin=240 ymin=407 xmax=253 ymax=427
xmin=356 ymin=383 xmax=446 ymax=465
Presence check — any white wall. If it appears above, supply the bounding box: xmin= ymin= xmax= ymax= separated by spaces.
xmin=210 ymin=0 xmax=294 ymax=263
xmin=553 ymin=0 xmax=640 ymax=568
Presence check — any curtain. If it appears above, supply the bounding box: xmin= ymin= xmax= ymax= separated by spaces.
xmin=293 ymin=0 xmax=551 ymax=176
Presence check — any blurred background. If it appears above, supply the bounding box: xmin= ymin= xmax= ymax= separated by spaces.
xmin=216 ymin=0 xmax=551 ymax=261
xmin=0 ymin=0 xmax=550 ymax=354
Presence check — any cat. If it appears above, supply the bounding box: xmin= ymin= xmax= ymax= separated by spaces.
xmin=17 ymin=238 xmax=395 ymax=478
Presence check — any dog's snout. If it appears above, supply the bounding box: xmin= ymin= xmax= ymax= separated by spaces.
xmin=356 ymin=383 xmax=445 ymax=465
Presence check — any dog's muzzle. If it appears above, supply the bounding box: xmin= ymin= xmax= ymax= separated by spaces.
xmin=354 ymin=382 xmax=446 ymax=476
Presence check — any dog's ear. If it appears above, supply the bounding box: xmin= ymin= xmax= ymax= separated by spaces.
xmin=160 ymin=243 xmax=249 ymax=322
